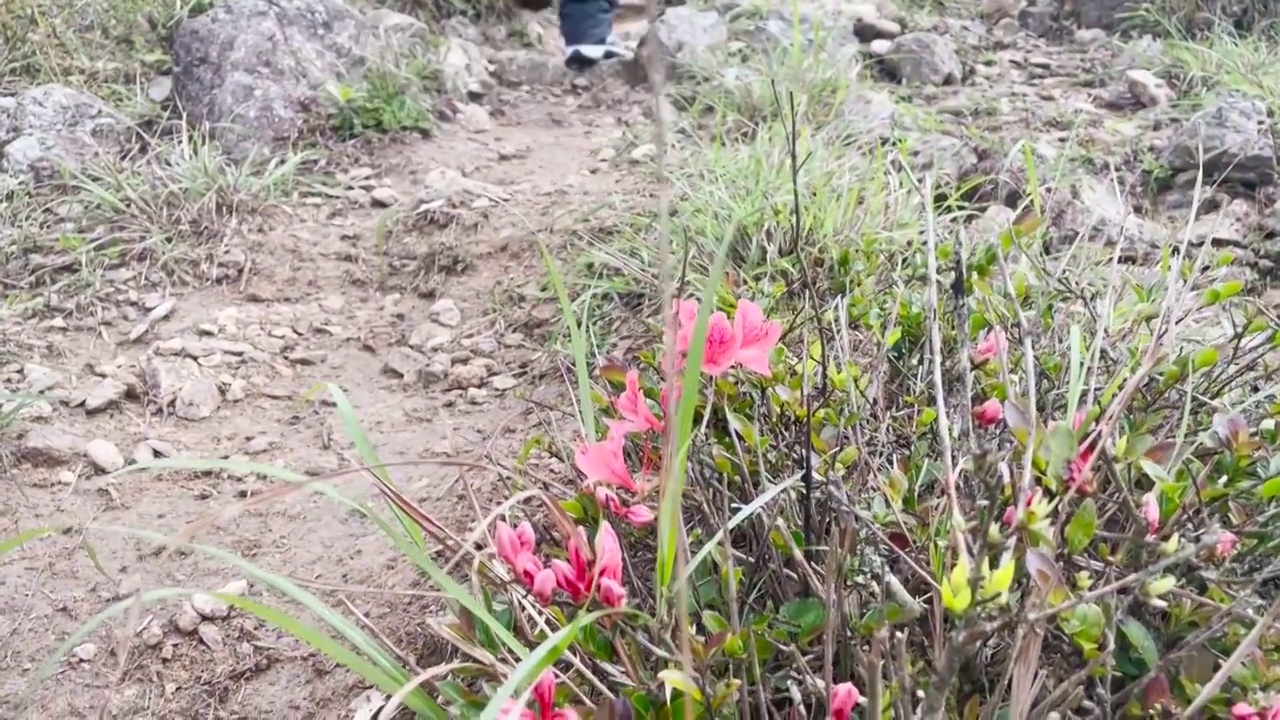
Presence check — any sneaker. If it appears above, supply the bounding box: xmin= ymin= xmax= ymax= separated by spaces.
xmin=564 ymin=36 xmax=633 ymax=72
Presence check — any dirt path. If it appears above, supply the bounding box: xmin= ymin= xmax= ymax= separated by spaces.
xmin=1 ymin=90 xmax=637 ymax=717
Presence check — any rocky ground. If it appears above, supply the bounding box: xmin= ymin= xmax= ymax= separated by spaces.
xmin=3 ymin=0 xmax=1280 ymax=716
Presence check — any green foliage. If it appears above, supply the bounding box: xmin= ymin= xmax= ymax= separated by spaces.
xmin=328 ymin=64 xmax=437 ymax=140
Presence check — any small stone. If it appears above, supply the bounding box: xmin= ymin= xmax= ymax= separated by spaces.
xmin=867 ymin=38 xmax=893 ymax=56
xmin=456 ymin=103 xmax=493 ymax=132
xmin=422 ymin=363 xmax=450 ymax=384
xmin=408 ymin=322 xmax=451 ymax=350
xmin=22 ymin=363 xmax=62 ymax=393
xmin=446 ymin=363 xmax=489 ymax=390
xmin=629 ymin=143 xmax=656 ymax=162
xmin=241 ymin=435 xmax=278 ymax=456
xmin=319 ymin=295 xmax=345 ymax=313
xmin=72 ymin=643 xmax=97 ymax=662
xmin=141 ymin=625 xmax=165 ymax=648
xmin=466 ymin=387 xmax=489 ymax=404
xmin=146 ymin=438 xmax=178 ymax=458
xmin=175 ymin=377 xmax=222 ymax=420
xmin=56 ymin=470 xmax=78 ymax=485
xmin=174 ymin=605 xmax=201 ymax=633
xmin=428 ymin=298 xmax=463 ymax=328
xmin=1125 ymin=69 xmax=1176 ymax=108
xmin=191 ymin=592 xmax=231 ymax=620
xmin=197 ymin=623 xmax=225 ymax=651
xmin=132 ymin=442 xmax=156 ymax=465
xmin=86 ymin=439 xmax=125 ymax=473
xmin=490 ymin=374 xmax=520 ymax=391
xmin=83 ymin=377 xmax=128 ymax=413
xmin=384 ymin=347 xmax=428 ymax=379
xmin=219 ymin=579 xmax=249 ymax=596
xmin=1074 ymin=28 xmax=1108 ymax=44
xmin=286 ymin=350 xmax=328 ymax=366
xmin=225 ymin=378 xmax=248 ymax=402
xmin=596 ymin=147 xmax=618 ymax=162
xmin=370 ymin=186 xmax=400 ymax=207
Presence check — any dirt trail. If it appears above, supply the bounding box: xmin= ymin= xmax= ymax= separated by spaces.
xmin=2 ymin=92 xmax=636 ymax=717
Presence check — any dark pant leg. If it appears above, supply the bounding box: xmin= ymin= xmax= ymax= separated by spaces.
xmin=559 ymin=0 xmax=617 ymax=45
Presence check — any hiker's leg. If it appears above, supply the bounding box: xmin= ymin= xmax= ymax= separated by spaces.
xmin=560 ymin=0 xmax=631 ymax=70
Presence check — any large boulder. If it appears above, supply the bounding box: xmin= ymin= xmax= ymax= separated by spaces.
xmin=1162 ymin=98 xmax=1277 ymax=187
xmin=0 ymin=84 xmax=127 ymax=183
xmin=631 ymin=7 xmax=729 ymax=85
xmin=170 ymin=0 xmax=373 ymax=159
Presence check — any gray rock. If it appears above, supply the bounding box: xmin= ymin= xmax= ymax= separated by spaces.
xmin=191 ymin=592 xmax=231 ymax=619
xmin=197 ymin=622 xmax=225 ymax=651
xmin=384 ymin=347 xmax=427 ymax=380
xmin=446 ymin=363 xmax=489 ymax=390
xmin=84 ymin=377 xmax=128 ymax=413
xmin=0 ymin=84 xmax=126 ymax=182
xmin=174 ymin=604 xmax=201 ymax=633
xmin=140 ymin=625 xmax=165 ymax=647
xmin=1017 ymin=4 xmax=1057 ymax=37
xmin=491 ymin=50 xmax=570 ymax=87
xmin=170 ymin=0 xmax=373 ymax=159
xmin=1125 ymin=69 xmax=1175 ymax=108
xmin=1053 ymin=175 xmax=1168 ymax=254
xmin=428 ymin=298 xmax=462 ymax=328
xmin=439 ymin=37 xmax=495 ymax=97
xmin=832 ymin=88 xmax=898 ymax=143
xmin=634 ymin=7 xmax=729 ymax=84
xmin=86 ymin=439 xmax=126 ymax=473
xmin=72 ymin=643 xmax=97 ymax=662
xmin=175 ymin=376 xmax=222 ymax=420
xmin=1163 ymin=98 xmax=1276 ymax=187
xmin=22 ymin=363 xmax=62 ymax=393
xmin=21 ymin=426 xmax=87 ymax=466
xmin=908 ymin=134 xmax=978 ymax=188
xmin=885 ymin=33 xmax=962 ymax=86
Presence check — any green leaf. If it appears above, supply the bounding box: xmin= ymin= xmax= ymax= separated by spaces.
xmin=725 ymin=410 xmax=759 ymax=447
xmin=779 ymin=597 xmax=826 ymax=634
xmin=1119 ymin=616 xmax=1160 ymax=672
xmin=702 ymin=610 xmax=730 ymax=634
xmin=1065 ymin=499 xmax=1097 ymax=555
xmin=1258 ymin=476 xmax=1280 ymax=500
xmin=1192 ymin=346 xmax=1220 ymax=371
xmin=1045 ymin=420 xmax=1078 ymax=481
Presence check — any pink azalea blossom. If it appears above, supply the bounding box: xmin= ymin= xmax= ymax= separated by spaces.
xmin=551 ymin=522 xmax=627 ymax=608
xmin=700 ymin=310 xmax=741 ymax=376
xmin=971 ymin=327 xmax=1007 ymax=367
xmin=607 ymin=370 xmax=663 ymax=436
xmin=1216 ymin=531 xmax=1239 ymax=559
xmin=673 ymin=299 xmax=701 ymax=356
xmin=1066 ymin=409 xmax=1096 ymax=495
xmin=493 ymin=521 xmax=555 ymax=605
xmin=733 ymin=299 xmax=782 ymax=376
xmin=1002 ymin=488 xmax=1040 ymax=527
xmin=574 ymin=430 xmax=639 ymax=493
xmin=972 ymin=398 xmax=1003 ymax=427
xmin=1232 ymin=702 xmax=1280 ymax=720
xmin=593 ymin=487 xmax=656 ymax=528
xmin=829 ymin=682 xmax=864 ymax=720
xmin=1140 ymin=491 xmax=1159 ymax=537
xmin=500 ymin=670 xmax=580 ymax=720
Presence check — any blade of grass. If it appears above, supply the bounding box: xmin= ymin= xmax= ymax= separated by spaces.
xmin=538 ymin=237 xmax=597 ymax=440
xmin=656 ymin=222 xmax=737 ymax=609
xmin=1 ymin=526 xmax=62 ymax=558
xmin=320 ymin=382 xmax=426 ymax=550
xmin=681 ymin=473 xmax=800 ymax=585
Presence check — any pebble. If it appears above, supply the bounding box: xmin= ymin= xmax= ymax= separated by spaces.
xmin=286 ymin=350 xmax=328 ymax=366
xmin=428 ymin=298 xmax=462 ymax=328
xmin=490 ymin=374 xmax=520 ymax=391
xmin=629 ymin=143 xmax=656 ymax=162
xmin=174 ymin=604 xmax=202 ymax=633
xmin=175 ymin=377 xmax=222 ymax=420
xmin=466 ymin=387 xmax=489 ymax=404
xmin=140 ymin=625 xmax=165 ymax=648
xmin=197 ymin=623 xmax=225 ymax=651
xmin=384 ymin=347 xmax=428 ymax=379
xmin=446 ymin=363 xmax=489 ymax=390
xmin=72 ymin=642 xmax=97 ymax=662
xmin=370 ymin=186 xmax=400 ymax=207
xmin=86 ymin=439 xmax=125 ymax=473
xmin=191 ymin=592 xmax=231 ymax=619
xmin=84 ymin=377 xmax=128 ymax=413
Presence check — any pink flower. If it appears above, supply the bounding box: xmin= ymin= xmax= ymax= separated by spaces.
xmin=551 ymin=522 xmax=627 ymax=608
xmin=494 ymin=521 xmax=555 ymax=605
xmin=593 ymin=487 xmax=655 ymax=528
xmin=1233 ymin=702 xmax=1258 ymax=720
xmin=1066 ymin=409 xmax=1096 ymax=495
xmin=972 ymin=398 xmax=1003 ymax=427
xmin=971 ymin=327 xmax=1007 ymax=367
xmin=733 ymin=299 xmax=782 ymax=376
xmin=574 ymin=430 xmax=638 ymax=493
xmin=673 ymin=299 xmax=701 ymax=356
xmin=1141 ymin=491 xmax=1159 ymax=536
xmin=530 ymin=568 xmax=557 ymax=605
xmin=1216 ymin=531 xmax=1239 ymax=559
xmin=501 ymin=670 xmax=579 ymax=720
xmin=829 ymin=682 xmax=863 ymax=720
xmin=699 ymin=310 xmax=741 ymax=376
xmin=607 ymin=370 xmax=663 ymax=436
xmin=1002 ymin=488 xmax=1039 ymax=527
